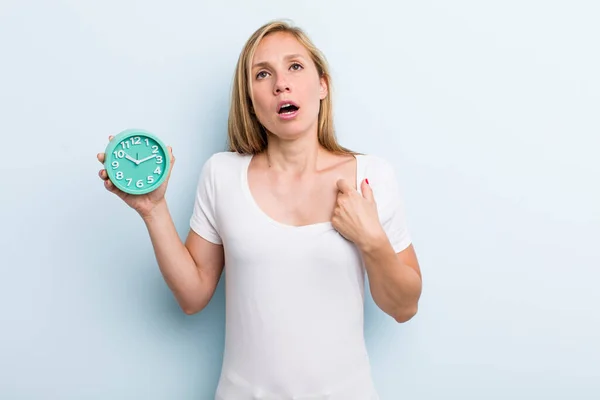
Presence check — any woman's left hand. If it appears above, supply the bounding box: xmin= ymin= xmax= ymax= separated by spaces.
xmin=332 ymin=178 xmax=386 ymax=250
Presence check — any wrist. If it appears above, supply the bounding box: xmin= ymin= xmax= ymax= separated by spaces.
xmin=358 ymin=228 xmax=389 ymax=254
xmin=140 ymin=199 xmax=168 ymax=223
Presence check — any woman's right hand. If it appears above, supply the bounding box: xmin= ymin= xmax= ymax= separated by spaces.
xmin=97 ymin=135 xmax=176 ymax=218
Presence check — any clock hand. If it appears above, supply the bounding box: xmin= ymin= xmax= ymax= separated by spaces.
xmin=124 ymin=153 xmax=140 ymax=165
xmin=138 ymin=154 xmax=157 ymax=164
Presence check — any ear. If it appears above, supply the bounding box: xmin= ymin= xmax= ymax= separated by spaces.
xmin=319 ymin=76 xmax=328 ymax=100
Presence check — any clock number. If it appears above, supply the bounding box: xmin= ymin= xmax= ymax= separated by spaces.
xmin=131 ymin=136 xmax=141 ymax=145
xmin=156 ymin=156 xmax=163 ymax=164
xmin=120 ymin=141 xmax=130 ymax=150
xmin=147 ymin=176 xmax=155 ymax=184
xmin=111 ymin=161 xmax=119 ymax=169
xmin=116 ymin=171 xmax=123 ymax=179
xmin=145 ymin=138 xmax=150 ymax=146
xmin=154 ymin=166 xmax=161 ymax=174
xmin=126 ymin=178 xmax=132 ymax=186
xmin=113 ymin=150 xmax=125 ymax=158
xmin=152 ymin=145 xmax=159 ymax=154
xmin=136 ymin=180 xmax=144 ymax=188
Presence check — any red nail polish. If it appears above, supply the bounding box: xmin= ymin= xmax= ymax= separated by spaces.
xmin=365 ymin=178 xmax=369 ymax=185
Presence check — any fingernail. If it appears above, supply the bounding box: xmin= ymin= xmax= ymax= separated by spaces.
xmin=365 ymin=178 xmax=369 ymax=185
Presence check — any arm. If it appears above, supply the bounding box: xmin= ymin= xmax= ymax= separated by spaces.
xmin=334 ymin=174 xmax=422 ymax=323
xmin=142 ymin=200 xmax=224 ymax=315
xmin=359 ymin=236 xmax=422 ymax=323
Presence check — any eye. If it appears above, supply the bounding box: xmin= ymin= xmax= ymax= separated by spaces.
xmin=290 ymin=62 xmax=303 ymax=71
xmin=256 ymin=70 xmax=269 ymax=80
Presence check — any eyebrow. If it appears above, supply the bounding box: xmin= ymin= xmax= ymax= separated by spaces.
xmin=252 ymin=54 xmax=306 ymax=69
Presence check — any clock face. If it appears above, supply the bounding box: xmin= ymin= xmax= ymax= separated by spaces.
xmin=106 ymin=132 xmax=169 ymax=194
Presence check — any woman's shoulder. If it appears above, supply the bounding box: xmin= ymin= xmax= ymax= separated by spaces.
xmin=356 ymin=152 xmax=397 ymax=177
xmin=193 ymin=151 xmax=251 ymax=202
xmin=356 ymin=152 xmax=404 ymax=202
xmin=205 ymin=150 xmax=251 ymax=165
xmin=200 ymin=151 xmax=251 ymax=175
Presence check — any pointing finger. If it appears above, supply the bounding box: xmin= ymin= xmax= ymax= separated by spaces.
xmin=336 ymin=178 xmax=353 ymax=194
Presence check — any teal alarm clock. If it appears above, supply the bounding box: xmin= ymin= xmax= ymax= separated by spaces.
xmin=104 ymin=129 xmax=171 ymax=195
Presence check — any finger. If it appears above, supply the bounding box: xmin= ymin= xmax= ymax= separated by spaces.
xmin=167 ymin=147 xmax=176 ymax=178
xmin=336 ymin=178 xmax=353 ymax=194
xmin=104 ymin=178 xmax=115 ymax=192
xmin=361 ymin=178 xmax=374 ymax=201
xmin=108 ymin=135 xmax=114 ymax=141
xmin=97 ymin=152 xmax=105 ymax=163
xmin=332 ymin=204 xmax=342 ymax=217
xmin=104 ymin=178 xmax=125 ymax=199
xmin=98 ymin=169 xmax=108 ymax=180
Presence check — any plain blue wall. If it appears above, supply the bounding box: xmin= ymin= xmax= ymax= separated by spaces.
xmin=1 ymin=0 xmax=599 ymax=399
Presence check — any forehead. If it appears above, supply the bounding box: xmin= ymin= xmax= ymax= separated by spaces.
xmin=252 ymin=31 xmax=309 ymax=63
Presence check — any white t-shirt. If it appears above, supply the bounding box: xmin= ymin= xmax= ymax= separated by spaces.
xmin=190 ymin=151 xmax=412 ymax=400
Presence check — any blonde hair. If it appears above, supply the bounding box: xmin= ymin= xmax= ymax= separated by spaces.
xmin=226 ymin=19 xmax=356 ymax=155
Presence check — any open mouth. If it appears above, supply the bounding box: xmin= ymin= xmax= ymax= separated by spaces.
xmin=278 ymin=103 xmax=300 ymax=115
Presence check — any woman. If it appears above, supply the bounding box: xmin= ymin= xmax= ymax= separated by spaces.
xmin=97 ymin=20 xmax=422 ymax=400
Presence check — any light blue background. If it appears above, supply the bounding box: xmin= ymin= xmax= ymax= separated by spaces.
xmin=1 ymin=1 xmax=599 ymax=399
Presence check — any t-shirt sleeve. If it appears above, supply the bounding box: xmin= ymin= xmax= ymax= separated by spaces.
xmin=189 ymin=155 xmax=222 ymax=245
xmin=366 ymin=156 xmax=412 ymax=253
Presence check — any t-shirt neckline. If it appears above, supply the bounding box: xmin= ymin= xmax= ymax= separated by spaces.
xmin=240 ymin=153 xmax=366 ymax=233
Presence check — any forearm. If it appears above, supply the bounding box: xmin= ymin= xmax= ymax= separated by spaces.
xmin=359 ymin=233 xmax=422 ymax=322
xmin=141 ymin=201 xmax=204 ymax=309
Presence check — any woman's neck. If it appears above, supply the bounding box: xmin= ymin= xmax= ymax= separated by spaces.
xmin=264 ymin=132 xmax=326 ymax=174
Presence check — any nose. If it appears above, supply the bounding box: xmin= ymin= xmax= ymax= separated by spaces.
xmin=273 ymin=75 xmax=291 ymax=95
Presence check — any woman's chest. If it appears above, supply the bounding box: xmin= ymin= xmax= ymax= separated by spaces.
xmin=246 ymin=164 xmax=357 ymax=228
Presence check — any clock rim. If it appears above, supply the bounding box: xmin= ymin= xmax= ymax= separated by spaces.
xmin=103 ymin=129 xmax=171 ymax=195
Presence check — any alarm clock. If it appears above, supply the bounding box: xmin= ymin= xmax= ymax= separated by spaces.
xmin=104 ymin=129 xmax=171 ymax=195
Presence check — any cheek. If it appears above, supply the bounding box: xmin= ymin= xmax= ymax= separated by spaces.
xmin=305 ymin=87 xmax=323 ymax=115
xmin=252 ymin=94 xmax=276 ymax=126
xmin=252 ymin=93 xmax=272 ymax=117
xmin=252 ymin=91 xmax=267 ymax=110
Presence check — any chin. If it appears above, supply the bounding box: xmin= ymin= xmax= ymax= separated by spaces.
xmin=268 ymin=125 xmax=313 ymax=141
xmin=266 ymin=115 xmax=319 ymax=141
